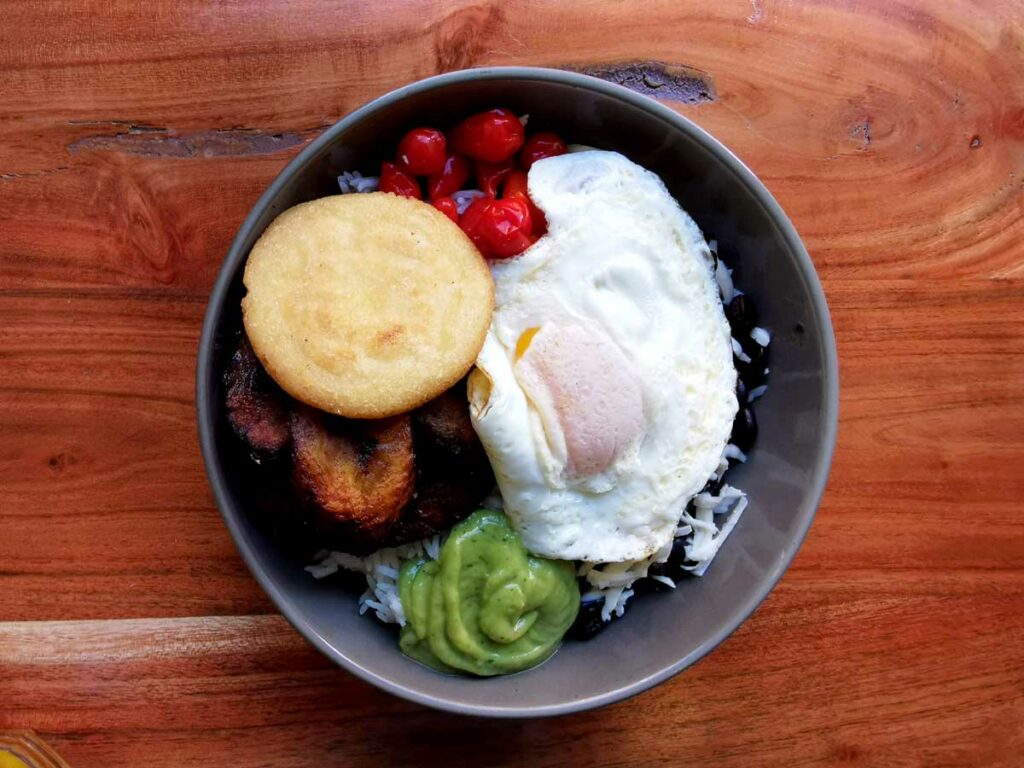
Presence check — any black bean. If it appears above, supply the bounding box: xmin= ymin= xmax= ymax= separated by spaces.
xmin=734 ymin=330 xmax=768 ymax=389
xmin=741 ymin=336 xmax=766 ymax=367
xmin=568 ymin=599 xmax=610 ymax=641
xmin=735 ymin=358 xmax=767 ymax=388
xmin=633 ymin=575 xmax=672 ymax=595
xmin=667 ymin=537 xmax=690 ymax=566
xmin=736 ymin=377 xmax=748 ymax=406
xmin=657 ymin=538 xmax=700 ymax=581
xmin=726 ymin=294 xmax=757 ymax=334
xmin=701 ymin=473 xmax=725 ymax=496
xmin=730 ymin=406 xmax=758 ymax=452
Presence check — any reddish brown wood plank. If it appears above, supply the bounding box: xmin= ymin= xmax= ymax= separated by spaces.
xmin=1 ymin=0 xmax=1022 ymax=292
xmin=1 ymin=574 xmax=1021 ymax=768
xmin=0 ymin=293 xmax=271 ymax=620
xmin=1 ymin=0 xmax=1023 ymax=765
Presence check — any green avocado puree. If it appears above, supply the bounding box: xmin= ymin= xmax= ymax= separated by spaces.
xmin=397 ymin=509 xmax=580 ymax=676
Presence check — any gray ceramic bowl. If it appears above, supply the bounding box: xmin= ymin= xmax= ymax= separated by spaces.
xmin=196 ymin=67 xmax=838 ymax=717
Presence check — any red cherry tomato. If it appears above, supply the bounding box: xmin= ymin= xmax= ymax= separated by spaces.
xmin=396 ymin=127 xmax=446 ymax=176
xmin=379 ymin=161 xmax=421 ymax=199
xmin=427 ymin=154 xmax=471 ymax=200
xmin=519 ymin=131 xmax=567 ymax=170
xmin=459 ymin=197 xmax=493 ymax=256
xmin=479 ymin=198 xmax=535 ymax=259
xmin=432 ymin=196 xmax=459 ymax=223
xmin=476 ymin=158 xmax=515 ymax=198
xmin=503 ymin=169 xmax=529 ymax=198
xmin=503 ymin=170 xmax=547 ymax=235
xmin=451 ymin=108 xmax=525 ymax=163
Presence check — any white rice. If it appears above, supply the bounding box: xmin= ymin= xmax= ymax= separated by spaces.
xmin=306 ymin=493 xmax=504 ymax=626
xmin=574 ymin=445 xmax=750 ymax=612
xmin=732 ymin=337 xmax=752 ymax=364
xmin=452 ymin=189 xmax=484 ymax=214
xmin=337 ymin=170 xmax=379 ymax=194
xmin=338 ymin=168 xmax=483 ymax=217
xmin=747 ymin=383 xmax=768 ymax=403
xmin=750 ymin=326 xmax=771 ymax=347
xmin=306 ymin=535 xmax=443 ymax=625
xmin=715 ymin=258 xmax=736 ymax=304
xmin=580 ymin=536 xmax=673 ymax=620
xmin=710 ymin=452 xmax=730 ymax=481
xmin=724 ymin=443 xmax=748 ymax=463
xmin=682 ymin=484 xmax=748 ymax=575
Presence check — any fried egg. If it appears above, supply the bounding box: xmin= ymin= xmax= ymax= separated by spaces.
xmin=468 ymin=150 xmax=737 ymax=563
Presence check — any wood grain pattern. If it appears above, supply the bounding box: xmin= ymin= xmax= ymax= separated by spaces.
xmin=1 ymin=0 xmax=1023 ymax=765
xmin=2 ymin=586 xmax=1021 ymax=767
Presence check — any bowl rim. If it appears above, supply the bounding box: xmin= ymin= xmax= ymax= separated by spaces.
xmin=196 ymin=65 xmax=840 ymax=718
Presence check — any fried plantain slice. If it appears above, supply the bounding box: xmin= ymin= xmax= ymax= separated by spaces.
xmin=291 ymin=407 xmax=415 ymax=542
xmin=387 ymin=381 xmax=495 ymax=545
xmin=388 ymin=474 xmax=492 ymax=545
xmin=224 ymin=334 xmax=291 ymax=458
xmin=411 ymin=383 xmax=487 ymax=468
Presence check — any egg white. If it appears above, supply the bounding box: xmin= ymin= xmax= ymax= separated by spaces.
xmin=468 ymin=151 xmax=737 ymax=563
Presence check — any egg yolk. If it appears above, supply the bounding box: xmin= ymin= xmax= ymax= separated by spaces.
xmin=514 ymin=323 xmax=645 ymax=478
xmin=514 ymin=326 xmax=541 ymax=360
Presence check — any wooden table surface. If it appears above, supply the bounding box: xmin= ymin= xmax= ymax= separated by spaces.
xmin=2 ymin=1 xmax=1023 ymax=765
